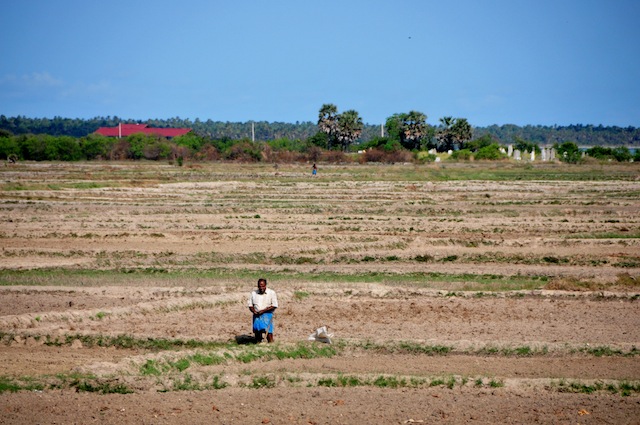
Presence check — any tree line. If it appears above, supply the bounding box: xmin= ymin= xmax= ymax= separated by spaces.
xmin=1 ymin=107 xmax=638 ymax=164
xmin=1 ymin=114 xmax=638 ymax=147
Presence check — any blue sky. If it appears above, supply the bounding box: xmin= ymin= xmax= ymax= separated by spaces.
xmin=1 ymin=0 xmax=639 ymax=127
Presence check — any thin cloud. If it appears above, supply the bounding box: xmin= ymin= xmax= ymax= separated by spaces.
xmin=60 ymin=80 xmax=111 ymax=98
xmin=0 ymin=71 xmax=63 ymax=88
xmin=1 ymin=72 xmax=112 ymax=101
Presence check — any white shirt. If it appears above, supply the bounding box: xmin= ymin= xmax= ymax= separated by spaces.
xmin=248 ymin=288 xmax=278 ymax=312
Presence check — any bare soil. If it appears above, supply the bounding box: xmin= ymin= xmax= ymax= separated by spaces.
xmin=0 ymin=161 xmax=639 ymax=424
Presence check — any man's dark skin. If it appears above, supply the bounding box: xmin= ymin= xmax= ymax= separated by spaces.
xmin=249 ymin=279 xmax=276 ymax=343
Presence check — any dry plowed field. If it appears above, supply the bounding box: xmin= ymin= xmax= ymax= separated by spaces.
xmin=1 ymin=161 xmax=639 ymax=424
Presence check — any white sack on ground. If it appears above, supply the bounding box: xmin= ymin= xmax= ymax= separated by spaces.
xmin=308 ymin=326 xmax=333 ymax=344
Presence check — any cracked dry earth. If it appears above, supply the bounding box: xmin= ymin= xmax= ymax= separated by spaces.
xmin=0 ymin=161 xmax=639 ymax=424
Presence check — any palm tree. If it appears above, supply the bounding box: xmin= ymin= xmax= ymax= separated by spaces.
xmin=385 ymin=111 xmax=428 ymax=150
xmin=437 ymin=117 xmax=472 ymax=151
xmin=336 ymin=110 xmax=363 ymax=151
xmin=402 ymin=110 xmax=427 ymax=150
xmin=318 ymin=104 xmax=339 ymax=149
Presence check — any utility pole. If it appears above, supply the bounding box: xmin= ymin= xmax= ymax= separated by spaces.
xmin=252 ymin=122 xmax=255 ymax=142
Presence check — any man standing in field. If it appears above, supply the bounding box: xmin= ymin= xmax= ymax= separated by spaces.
xmin=248 ymin=278 xmax=278 ymax=343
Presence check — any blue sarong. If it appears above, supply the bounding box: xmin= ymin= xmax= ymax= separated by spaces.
xmin=253 ymin=312 xmax=274 ymax=333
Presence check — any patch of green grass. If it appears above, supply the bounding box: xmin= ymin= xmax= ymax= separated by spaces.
xmin=567 ymin=232 xmax=640 ymax=240
xmin=0 ymin=377 xmax=22 ymax=393
xmin=73 ymin=379 xmax=133 ymax=394
xmin=552 ymin=379 xmax=639 ymax=395
xmin=477 ymin=345 xmax=544 ymax=357
xmin=1 ymin=181 xmax=112 ymax=191
xmin=1 ymin=183 xmax=28 ymax=191
xmin=618 ymin=381 xmax=640 ymax=396
xmin=235 ymin=342 xmax=336 ymax=364
xmin=0 ymin=267 xmax=550 ymax=292
xmin=40 ymin=333 xmax=228 ymax=351
xmin=405 ymin=377 xmax=424 ymax=387
xmin=248 ymin=375 xmax=276 ymax=389
xmin=616 ymin=260 xmax=640 ymax=268
xmin=70 ymin=182 xmax=105 ymax=189
xmin=93 ymin=311 xmax=108 ymax=320
xmin=512 ymin=346 xmax=534 ymax=356
xmin=357 ymin=340 xmax=452 ymax=356
xmin=285 ymin=374 xmax=303 ymax=384
xmin=140 ymin=359 xmax=163 ymax=376
xmin=235 ymin=349 xmax=264 ymax=364
xmin=447 ymin=376 xmax=457 ymax=389
xmin=209 ymin=375 xmax=228 ymax=389
xmin=338 ymin=374 xmax=364 ymax=387
xmin=579 ymin=345 xmax=639 ymax=357
xmin=317 ymin=377 xmax=337 ymax=387
xmin=353 ymin=340 xmax=639 ymax=358
xmin=274 ymin=343 xmax=337 ymax=360
xmin=542 ymin=256 xmax=562 ymax=264
xmin=169 ymin=358 xmax=191 ymax=372
xmin=273 ymin=255 xmax=319 ymax=265
xmin=414 ymin=254 xmax=434 ymax=262
xmin=372 ymin=375 xmax=405 ymax=388
xmin=394 ymin=342 xmax=452 ymax=355
xmin=172 ymin=373 xmax=200 ymax=391
xmin=293 ymin=290 xmax=310 ymax=301
xmin=317 ymin=374 xmax=364 ymax=387
xmin=154 ymin=301 xmax=220 ymax=313
xmin=190 ymin=352 xmax=226 ymax=366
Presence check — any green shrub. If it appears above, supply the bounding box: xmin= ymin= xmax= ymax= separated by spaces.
xmin=586 ymin=145 xmax=614 ymax=160
xmin=415 ymin=151 xmax=437 ymax=162
xmin=0 ymin=136 xmax=20 ymax=160
xmin=474 ymin=143 xmax=506 ymax=160
xmin=225 ymin=141 xmax=263 ymax=162
xmin=80 ymin=134 xmax=113 ymax=159
xmin=554 ymin=141 xmax=581 ymax=163
xmin=612 ymin=146 xmax=632 ymax=162
xmin=449 ymin=149 xmax=472 ymax=160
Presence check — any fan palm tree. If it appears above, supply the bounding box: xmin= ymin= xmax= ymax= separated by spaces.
xmin=402 ymin=110 xmax=427 ymax=150
xmin=336 ymin=109 xmax=363 ymax=151
xmin=318 ymin=104 xmax=339 ymax=149
xmin=437 ymin=117 xmax=472 ymax=151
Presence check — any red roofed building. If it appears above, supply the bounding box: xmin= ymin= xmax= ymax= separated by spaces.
xmin=95 ymin=123 xmax=191 ymax=138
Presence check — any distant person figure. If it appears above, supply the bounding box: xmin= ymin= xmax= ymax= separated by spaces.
xmin=248 ymin=278 xmax=278 ymax=343
xmin=312 ymin=163 xmax=317 ymax=176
